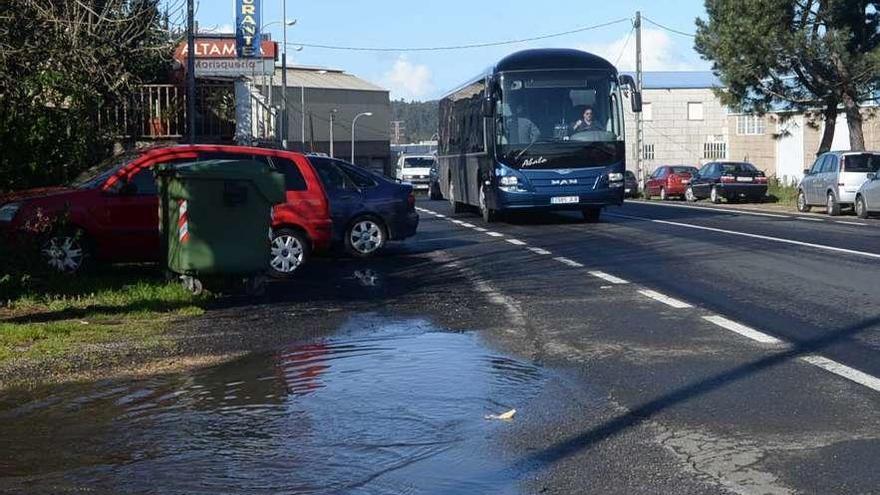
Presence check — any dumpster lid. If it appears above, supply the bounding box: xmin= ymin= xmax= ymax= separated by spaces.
xmin=158 ymin=159 xmax=286 ymax=204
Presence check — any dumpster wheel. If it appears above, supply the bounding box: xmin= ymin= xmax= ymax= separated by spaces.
xmin=180 ymin=275 xmax=204 ymax=296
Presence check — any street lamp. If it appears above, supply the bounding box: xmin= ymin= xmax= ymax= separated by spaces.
xmin=300 ymin=69 xmax=326 ymax=151
xmin=351 ymin=112 xmax=373 ymax=164
xmin=329 ymin=109 xmax=338 ymax=158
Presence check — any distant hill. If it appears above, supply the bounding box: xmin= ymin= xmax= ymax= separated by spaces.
xmin=390 ymin=99 xmax=439 ymax=143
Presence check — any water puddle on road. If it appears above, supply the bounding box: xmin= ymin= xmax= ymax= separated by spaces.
xmin=0 ymin=317 xmax=547 ymax=493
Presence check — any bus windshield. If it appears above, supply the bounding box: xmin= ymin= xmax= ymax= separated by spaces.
xmin=495 ymin=69 xmax=623 ymax=168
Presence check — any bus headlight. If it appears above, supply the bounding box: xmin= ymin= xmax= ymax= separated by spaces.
xmin=607 ymin=173 xmax=624 ymax=182
xmin=496 ymin=164 xmax=530 ymax=192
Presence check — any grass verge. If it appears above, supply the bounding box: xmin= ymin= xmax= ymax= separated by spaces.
xmin=766 ymin=179 xmax=799 ymax=207
xmin=0 ymin=266 xmax=210 ymax=364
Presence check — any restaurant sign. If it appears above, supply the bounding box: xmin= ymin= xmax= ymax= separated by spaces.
xmin=236 ymin=0 xmax=261 ymax=57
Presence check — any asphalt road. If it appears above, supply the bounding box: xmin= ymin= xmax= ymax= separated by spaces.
xmin=412 ymin=197 xmax=880 ymax=494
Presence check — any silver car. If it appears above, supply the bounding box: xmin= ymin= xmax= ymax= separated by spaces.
xmin=855 ymin=171 xmax=880 ymax=218
xmin=797 ymin=151 xmax=880 ymax=216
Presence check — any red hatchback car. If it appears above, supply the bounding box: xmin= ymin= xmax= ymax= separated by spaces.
xmin=0 ymin=145 xmax=332 ymax=277
xmin=643 ymin=165 xmax=700 ymax=200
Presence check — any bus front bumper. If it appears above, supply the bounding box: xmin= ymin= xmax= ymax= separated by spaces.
xmin=496 ymin=187 xmax=624 ymax=211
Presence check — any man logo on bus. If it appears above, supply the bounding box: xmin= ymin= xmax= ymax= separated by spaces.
xmin=551 ymin=179 xmax=578 ymax=186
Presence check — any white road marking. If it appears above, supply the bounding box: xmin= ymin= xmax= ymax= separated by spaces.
xmin=474 ymin=227 xmax=488 ymax=232
xmin=528 ymin=247 xmax=552 ymax=255
xmin=797 ymin=216 xmax=824 ymax=222
xmin=702 ymin=316 xmax=783 ymax=345
xmin=835 ymin=221 xmax=867 ymax=226
xmin=801 ymin=355 xmax=880 ymax=393
xmin=554 ymin=257 xmax=584 ymax=268
xmin=435 ymin=213 xmax=446 ymax=218
xmin=461 ymin=223 xmax=476 ymax=228
xmin=486 ymin=231 xmax=504 ymax=237
xmin=607 ymin=213 xmax=880 ymax=260
xmin=637 ymin=289 xmax=692 ymax=309
xmin=506 ymin=239 xmax=527 ymax=246
xmin=450 ymin=219 xmax=465 ymax=225
xmin=630 ymin=200 xmax=790 ymax=219
xmin=588 ymin=271 xmax=629 ymax=285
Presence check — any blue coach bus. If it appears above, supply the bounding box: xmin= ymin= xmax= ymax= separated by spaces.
xmin=437 ymin=48 xmax=642 ymax=222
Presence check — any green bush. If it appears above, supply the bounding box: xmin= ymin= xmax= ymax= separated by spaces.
xmin=766 ymin=177 xmax=799 ymax=206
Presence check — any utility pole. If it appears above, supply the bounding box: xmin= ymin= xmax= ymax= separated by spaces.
xmin=186 ymin=0 xmax=196 ymax=144
xmin=635 ymin=11 xmax=644 ymax=189
xmin=390 ymin=120 xmax=405 ymax=145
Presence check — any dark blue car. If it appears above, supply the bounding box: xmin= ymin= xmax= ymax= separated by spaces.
xmin=308 ymin=157 xmax=419 ymax=257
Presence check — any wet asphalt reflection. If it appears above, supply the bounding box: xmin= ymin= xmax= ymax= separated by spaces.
xmin=0 ymin=317 xmax=548 ymax=494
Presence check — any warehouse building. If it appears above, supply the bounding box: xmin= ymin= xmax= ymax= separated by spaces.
xmin=261 ymin=66 xmax=392 ymax=175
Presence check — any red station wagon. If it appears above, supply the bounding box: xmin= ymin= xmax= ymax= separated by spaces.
xmin=0 ymin=145 xmax=332 ymax=277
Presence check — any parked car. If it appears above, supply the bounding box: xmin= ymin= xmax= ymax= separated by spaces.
xmin=685 ymin=161 xmax=768 ymax=203
xmin=0 ymin=145 xmax=332 ymax=277
xmin=644 ymin=165 xmax=699 ymax=200
xmin=797 ymin=151 xmax=880 ymax=216
xmin=855 ymin=171 xmax=880 ymax=218
xmin=396 ymin=155 xmax=435 ymax=193
xmin=308 ymin=157 xmax=418 ymax=257
xmin=624 ymin=171 xmax=638 ymax=198
xmin=428 ymin=160 xmax=442 ymax=200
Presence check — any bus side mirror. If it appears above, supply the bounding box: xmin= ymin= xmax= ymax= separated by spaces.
xmin=482 ymin=96 xmax=495 ymax=117
xmin=619 ymin=75 xmax=643 ymax=113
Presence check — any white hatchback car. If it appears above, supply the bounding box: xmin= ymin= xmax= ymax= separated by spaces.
xmin=797 ymin=151 xmax=880 ymax=215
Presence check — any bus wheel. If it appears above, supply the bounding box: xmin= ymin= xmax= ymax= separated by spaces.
xmin=582 ymin=208 xmax=601 ymax=223
xmin=448 ymin=181 xmax=465 ymax=214
xmin=479 ymin=184 xmax=497 ymax=223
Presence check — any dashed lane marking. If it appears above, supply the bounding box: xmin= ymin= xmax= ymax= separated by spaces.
xmin=797 ymin=216 xmax=824 ymax=222
xmin=607 ymin=213 xmax=880 ymax=260
xmin=474 ymin=227 xmax=488 ymax=232
xmin=506 ymin=239 xmax=527 ymax=246
xmin=554 ymin=257 xmax=584 ymax=268
xmin=486 ymin=231 xmax=504 ymax=237
xmin=435 ymin=213 xmax=446 ymax=218
xmin=588 ymin=271 xmax=629 ymax=285
xmin=461 ymin=223 xmax=476 ymax=228
xmin=835 ymin=221 xmax=867 ymax=226
xmin=528 ymin=247 xmax=552 ymax=255
xmin=801 ymin=355 xmax=880 ymax=393
xmin=450 ymin=219 xmax=465 ymax=225
xmin=637 ymin=289 xmax=692 ymax=309
xmin=703 ymin=315 xmax=784 ymax=345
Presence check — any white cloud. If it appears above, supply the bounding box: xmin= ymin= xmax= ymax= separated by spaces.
xmin=382 ymin=56 xmax=435 ymax=101
xmin=578 ymin=29 xmax=696 ymax=71
xmin=199 ymin=23 xmax=235 ymax=34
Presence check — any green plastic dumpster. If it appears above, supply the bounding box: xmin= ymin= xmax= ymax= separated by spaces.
xmin=156 ymin=159 xmax=286 ymax=294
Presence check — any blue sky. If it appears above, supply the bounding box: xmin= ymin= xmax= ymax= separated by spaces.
xmin=185 ymin=0 xmax=710 ymax=101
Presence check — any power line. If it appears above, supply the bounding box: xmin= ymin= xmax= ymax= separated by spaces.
xmin=288 ymin=18 xmax=631 ymax=52
xmin=642 ymin=16 xmax=696 ymax=38
xmin=614 ymin=26 xmax=635 ymax=66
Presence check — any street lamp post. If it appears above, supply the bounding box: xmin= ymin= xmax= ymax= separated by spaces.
xmin=351 ymin=112 xmax=373 ymax=164
xmin=301 ymin=70 xmax=326 ymax=151
xmin=329 ymin=109 xmax=338 ymax=158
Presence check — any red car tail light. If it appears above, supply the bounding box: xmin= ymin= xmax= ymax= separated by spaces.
xmin=756 ymin=176 xmax=768 ymax=184
xmin=407 ymin=192 xmax=416 ymax=210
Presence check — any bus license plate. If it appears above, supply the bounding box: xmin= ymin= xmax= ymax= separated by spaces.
xmin=551 ymin=196 xmax=579 ymax=204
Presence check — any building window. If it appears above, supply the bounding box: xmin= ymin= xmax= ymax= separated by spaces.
xmin=703 ymin=142 xmax=727 ymax=160
xmin=642 ymin=102 xmax=653 ymax=122
xmin=736 ymin=114 xmax=766 ymax=135
xmin=641 ymin=144 xmax=655 ymax=161
xmin=688 ymin=102 xmax=704 ymax=121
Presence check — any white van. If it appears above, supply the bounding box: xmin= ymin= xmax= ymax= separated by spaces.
xmin=396 ymin=155 xmax=435 ymax=191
